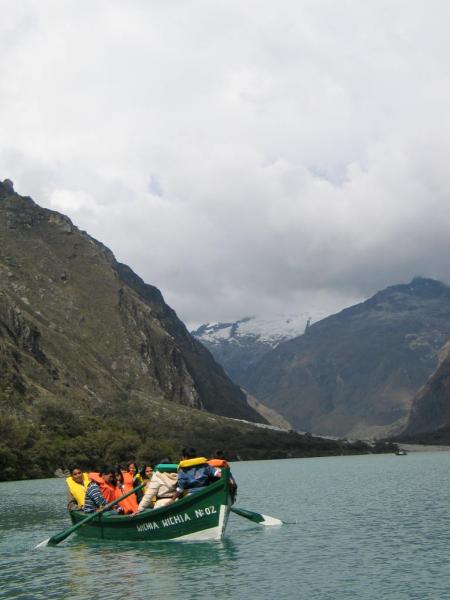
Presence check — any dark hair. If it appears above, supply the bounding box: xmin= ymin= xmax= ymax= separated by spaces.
xmin=69 ymin=464 xmax=82 ymax=474
xmin=181 ymin=447 xmax=197 ymax=459
xmin=99 ymin=465 xmax=116 ymax=476
xmin=213 ymin=450 xmax=225 ymax=459
xmin=139 ymin=464 xmax=153 ymax=478
xmin=127 ymin=462 xmax=137 ymax=470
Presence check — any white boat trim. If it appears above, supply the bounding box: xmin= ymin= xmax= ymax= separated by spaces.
xmin=170 ymin=505 xmax=230 ymax=542
xmin=216 ymin=504 xmax=229 ymax=540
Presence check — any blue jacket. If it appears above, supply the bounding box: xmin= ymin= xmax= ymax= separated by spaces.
xmin=176 ymin=464 xmax=218 ymax=494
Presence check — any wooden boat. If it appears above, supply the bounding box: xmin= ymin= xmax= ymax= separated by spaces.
xmin=69 ymin=469 xmax=231 ymax=542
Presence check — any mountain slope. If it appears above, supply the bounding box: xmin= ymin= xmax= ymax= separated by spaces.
xmin=0 ymin=180 xmax=263 ymax=423
xmin=243 ymin=278 xmax=450 ymax=439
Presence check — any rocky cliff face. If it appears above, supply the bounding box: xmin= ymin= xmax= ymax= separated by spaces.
xmin=242 ymin=278 xmax=450 ymax=439
xmin=0 ymin=180 xmax=262 ymax=423
xmin=403 ymin=342 xmax=450 ymax=435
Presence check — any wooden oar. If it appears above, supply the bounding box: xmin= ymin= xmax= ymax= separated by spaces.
xmin=231 ymin=506 xmax=283 ymax=526
xmin=36 ymin=483 xmax=145 ymax=548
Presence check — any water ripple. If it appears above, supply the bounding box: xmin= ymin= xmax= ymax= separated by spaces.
xmin=2 ymin=453 xmax=450 ymax=599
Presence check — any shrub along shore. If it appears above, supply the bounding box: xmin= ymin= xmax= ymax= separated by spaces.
xmin=0 ymin=394 xmax=398 ymax=481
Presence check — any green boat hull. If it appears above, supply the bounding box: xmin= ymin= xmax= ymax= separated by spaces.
xmin=70 ymin=472 xmax=231 ymax=542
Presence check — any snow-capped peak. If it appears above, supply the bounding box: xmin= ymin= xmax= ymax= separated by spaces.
xmin=192 ymin=312 xmax=326 ymax=348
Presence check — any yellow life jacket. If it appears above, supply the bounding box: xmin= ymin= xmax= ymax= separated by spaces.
xmin=66 ymin=473 xmax=90 ymax=507
xmin=178 ymin=457 xmax=208 ymax=469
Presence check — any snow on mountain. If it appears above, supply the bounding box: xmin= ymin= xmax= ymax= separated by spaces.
xmin=193 ymin=311 xmax=326 ymax=349
xmin=191 ymin=311 xmax=328 ymax=387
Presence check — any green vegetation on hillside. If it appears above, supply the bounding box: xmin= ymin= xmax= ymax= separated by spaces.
xmin=0 ymin=392 xmax=390 ymax=481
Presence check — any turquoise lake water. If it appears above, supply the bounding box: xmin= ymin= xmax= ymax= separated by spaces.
xmin=1 ymin=452 xmax=450 ymax=599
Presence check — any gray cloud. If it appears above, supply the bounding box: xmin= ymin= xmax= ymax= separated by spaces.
xmin=1 ymin=1 xmax=450 ymax=326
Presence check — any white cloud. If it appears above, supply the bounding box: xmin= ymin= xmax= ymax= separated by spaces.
xmin=1 ymin=1 xmax=450 ymax=325
xmin=48 ymin=188 xmax=99 ymax=215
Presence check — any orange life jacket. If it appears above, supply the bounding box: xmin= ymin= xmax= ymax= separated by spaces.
xmin=122 ymin=471 xmax=135 ymax=492
xmin=114 ymin=484 xmax=139 ymax=514
xmin=208 ymin=458 xmax=229 ymax=468
xmin=120 ymin=471 xmax=141 ymax=513
xmin=89 ymin=472 xmax=139 ymax=513
xmin=88 ymin=472 xmax=116 ymax=503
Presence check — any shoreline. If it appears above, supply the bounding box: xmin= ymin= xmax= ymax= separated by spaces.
xmin=398 ymin=443 xmax=450 ymax=452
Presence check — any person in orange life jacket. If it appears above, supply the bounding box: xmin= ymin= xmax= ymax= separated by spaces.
xmin=173 ymin=448 xmax=220 ymax=500
xmin=207 ymin=449 xmax=231 ymax=468
xmin=122 ymin=462 xmax=142 ymax=492
xmin=88 ymin=468 xmax=116 ymax=503
xmin=114 ymin=467 xmax=139 ymax=514
xmin=208 ymin=450 xmax=237 ymax=503
xmin=120 ymin=462 xmax=142 ymax=508
xmin=66 ymin=464 xmax=89 ymax=510
xmin=84 ymin=467 xmax=124 ymax=514
xmin=123 ymin=462 xmax=142 ymax=487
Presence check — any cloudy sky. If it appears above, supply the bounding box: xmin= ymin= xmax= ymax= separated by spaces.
xmin=1 ymin=1 xmax=450 ymax=327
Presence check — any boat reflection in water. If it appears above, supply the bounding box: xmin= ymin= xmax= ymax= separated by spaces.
xmin=66 ymin=537 xmax=240 ymax=598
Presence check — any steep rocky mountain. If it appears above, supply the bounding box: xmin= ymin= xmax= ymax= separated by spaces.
xmin=191 ymin=313 xmax=323 ymax=385
xmin=0 ymin=180 xmax=261 ymax=423
xmin=242 ymin=278 xmax=450 ymax=439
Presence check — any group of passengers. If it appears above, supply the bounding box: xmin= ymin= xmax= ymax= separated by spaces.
xmin=66 ymin=448 xmax=236 ymax=515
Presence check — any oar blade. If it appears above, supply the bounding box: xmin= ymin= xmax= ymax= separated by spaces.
xmin=231 ymin=506 xmax=283 ymax=526
xmin=36 ymin=525 xmax=76 ymax=548
xmin=259 ymin=514 xmax=283 ymax=526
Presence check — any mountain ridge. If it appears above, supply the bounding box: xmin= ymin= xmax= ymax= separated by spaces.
xmin=240 ymin=277 xmax=450 ymax=439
